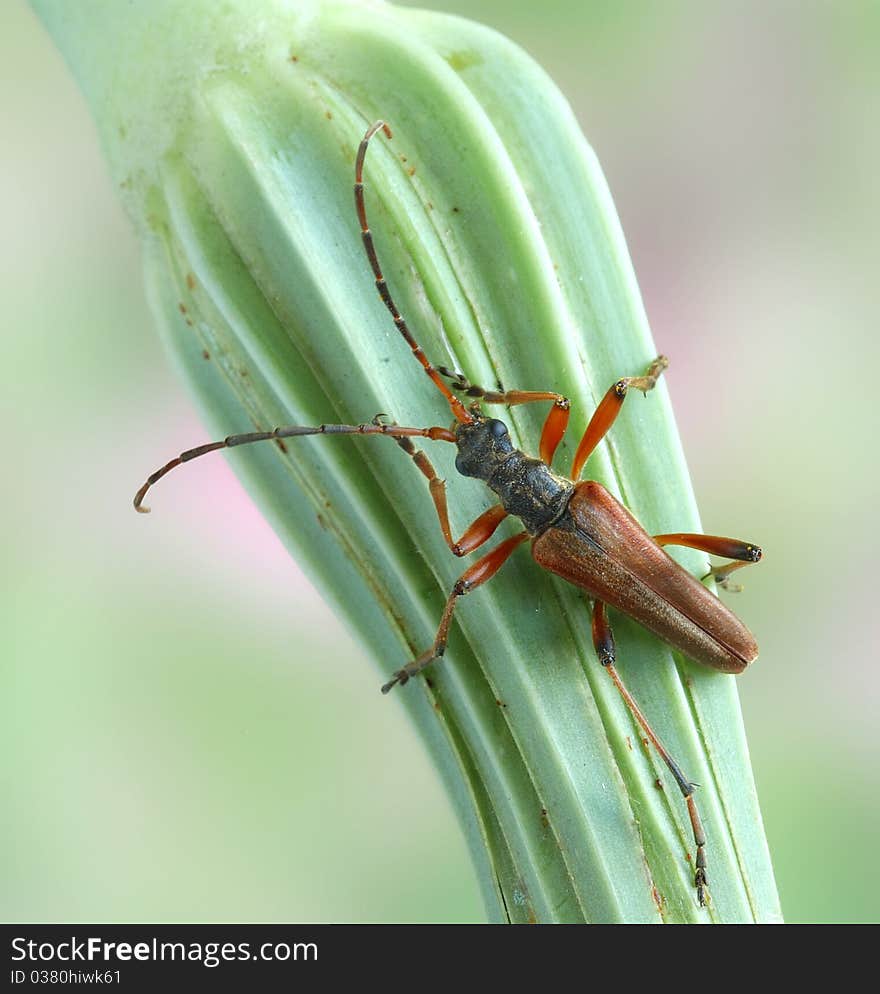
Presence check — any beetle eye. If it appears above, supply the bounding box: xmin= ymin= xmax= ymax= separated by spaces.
xmin=488 ymin=419 xmax=508 ymax=438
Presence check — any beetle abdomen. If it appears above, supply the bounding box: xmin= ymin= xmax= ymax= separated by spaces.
xmin=531 ymin=481 xmax=758 ymax=673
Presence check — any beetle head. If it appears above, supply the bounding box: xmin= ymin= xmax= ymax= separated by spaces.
xmin=454 ymin=414 xmax=514 ymax=481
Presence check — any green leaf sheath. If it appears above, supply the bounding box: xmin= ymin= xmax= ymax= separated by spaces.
xmin=32 ymin=0 xmax=781 ymax=922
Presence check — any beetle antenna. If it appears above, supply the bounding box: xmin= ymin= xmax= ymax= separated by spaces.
xmin=133 ymin=421 xmax=455 ymax=512
xmin=355 ymin=121 xmax=472 ymax=425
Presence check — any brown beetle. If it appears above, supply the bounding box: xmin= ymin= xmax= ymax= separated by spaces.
xmin=135 ymin=121 xmax=762 ymax=906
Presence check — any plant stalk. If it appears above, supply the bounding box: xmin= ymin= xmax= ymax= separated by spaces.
xmin=32 ymin=0 xmax=781 ymax=922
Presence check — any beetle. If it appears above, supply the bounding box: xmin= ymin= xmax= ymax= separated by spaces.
xmin=135 ymin=121 xmax=762 ymax=906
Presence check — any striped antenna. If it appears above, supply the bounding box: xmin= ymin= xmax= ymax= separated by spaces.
xmin=355 ymin=121 xmax=471 ymax=425
xmin=134 ymin=422 xmax=456 ymax=512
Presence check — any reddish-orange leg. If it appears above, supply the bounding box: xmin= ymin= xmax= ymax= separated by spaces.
xmin=381 ymin=531 xmax=530 ymax=694
xmin=591 ymin=600 xmax=709 ymax=905
xmin=654 ymin=533 xmax=763 ymax=591
xmin=571 ymin=356 xmax=668 ymax=479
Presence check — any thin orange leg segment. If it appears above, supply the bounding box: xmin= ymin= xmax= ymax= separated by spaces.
xmin=571 ymin=356 xmax=668 ymax=480
xmin=454 ymin=505 xmax=511 ymax=556
xmin=537 ymin=400 xmax=571 ymax=467
xmin=381 ymin=531 xmax=530 ymax=693
xmin=591 ymin=600 xmax=708 ymax=906
xmin=654 ymin=532 xmax=762 ymax=591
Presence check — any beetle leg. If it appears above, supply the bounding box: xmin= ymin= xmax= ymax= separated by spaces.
xmin=654 ymin=533 xmax=763 ymax=592
xmin=381 ymin=531 xmax=529 ymax=693
xmin=591 ymin=600 xmax=709 ymax=907
xmin=571 ymin=356 xmax=668 ymax=480
xmin=436 ymin=368 xmax=571 ymax=467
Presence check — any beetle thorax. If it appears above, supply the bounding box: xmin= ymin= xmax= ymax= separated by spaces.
xmin=454 ymin=415 xmax=574 ymax=535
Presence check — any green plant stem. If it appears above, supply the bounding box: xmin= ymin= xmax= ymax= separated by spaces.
xmin=32 ymin=0 xmax=782 ymax=922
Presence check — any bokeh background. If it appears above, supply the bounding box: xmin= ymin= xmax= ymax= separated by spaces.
xmin=4 ymin=0 xmax=878 ymax=923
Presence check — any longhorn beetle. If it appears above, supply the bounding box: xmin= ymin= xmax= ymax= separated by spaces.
xmin=135 ymin=121 xmax=762 ymax=907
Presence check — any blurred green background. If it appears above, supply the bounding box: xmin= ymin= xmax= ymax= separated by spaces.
xmin=4 ymin=0 xmax=878 ymax=923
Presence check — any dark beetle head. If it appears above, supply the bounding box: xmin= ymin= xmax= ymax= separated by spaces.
xmin=454 ymin=415 xmax=514 ymax=481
